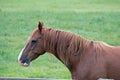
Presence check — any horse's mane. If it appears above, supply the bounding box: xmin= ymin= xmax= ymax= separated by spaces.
xmin=44 ymin=28 xmax=89 ymax=50
xmin=42 ymin=27 xmax=91 ymax=65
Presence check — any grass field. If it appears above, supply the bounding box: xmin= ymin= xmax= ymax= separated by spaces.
xmin=0 ymin=0 xmax=120 ymax=79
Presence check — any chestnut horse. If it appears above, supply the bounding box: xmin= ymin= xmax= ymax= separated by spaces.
xmin=18 ymin=22 xmax=120 ymax=80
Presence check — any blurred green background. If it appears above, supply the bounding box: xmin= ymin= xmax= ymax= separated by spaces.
xmin=0 ymin=0 xmax=120 ymax=79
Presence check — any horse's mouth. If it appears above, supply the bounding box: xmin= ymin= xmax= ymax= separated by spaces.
xmin=18 ymin=60 xmax=30 ymax=66
xmin=18 ymin=57 xmax=30 ymax=67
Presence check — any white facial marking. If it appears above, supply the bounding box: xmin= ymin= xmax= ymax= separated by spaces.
xmin=23 ymin=63 xmax=29 ymax=66
xmin=18 ymin=47 xmax=25 ymax=61
xmin=97 ymin=78 xmax=114 ymax=80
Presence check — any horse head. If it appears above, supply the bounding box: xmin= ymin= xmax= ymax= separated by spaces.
xmin=18 ymin=22 xmax=46 ymax=66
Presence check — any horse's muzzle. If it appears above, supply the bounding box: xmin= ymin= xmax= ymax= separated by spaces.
xmin=18 ymin=56 xmax=30 ymax=67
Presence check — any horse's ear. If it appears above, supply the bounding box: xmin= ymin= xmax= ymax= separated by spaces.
xmin=38 ymin=21 xmax=43 ymax=32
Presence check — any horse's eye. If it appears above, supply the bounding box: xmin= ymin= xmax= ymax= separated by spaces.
xmin=31 ymin=40 xmax=37 ymax=44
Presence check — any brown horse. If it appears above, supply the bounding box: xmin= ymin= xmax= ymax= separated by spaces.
xmin=18 ymin=22 xmax=120 ymax=80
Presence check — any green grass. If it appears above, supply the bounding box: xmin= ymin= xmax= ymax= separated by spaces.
xmin=0 ymin=0 xmax=120 ymax=79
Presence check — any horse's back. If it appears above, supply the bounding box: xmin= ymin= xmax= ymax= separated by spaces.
xmin=105 ymin=46 xmax=120 ymax=80
xmin=92 ymin=42 xmax=120 ymax=80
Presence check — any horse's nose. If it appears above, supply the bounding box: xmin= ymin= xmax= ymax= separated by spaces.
xmin=18 ymin=56 xmax=30 ymax=67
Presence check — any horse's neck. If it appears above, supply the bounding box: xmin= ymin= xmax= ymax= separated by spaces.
xmin=44 ymin=29 xmax=90 ymax=66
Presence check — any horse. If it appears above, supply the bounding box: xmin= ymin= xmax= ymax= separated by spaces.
xmin=18 ymin=21 xmax=120 ymax=80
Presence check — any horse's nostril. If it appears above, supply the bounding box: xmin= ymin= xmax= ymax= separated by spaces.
xmin=21 ymin=57 xmax=27 ymax=63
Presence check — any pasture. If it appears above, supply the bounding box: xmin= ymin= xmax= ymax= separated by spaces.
xmin=0 ymin=0 xmax=120 ymax=79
